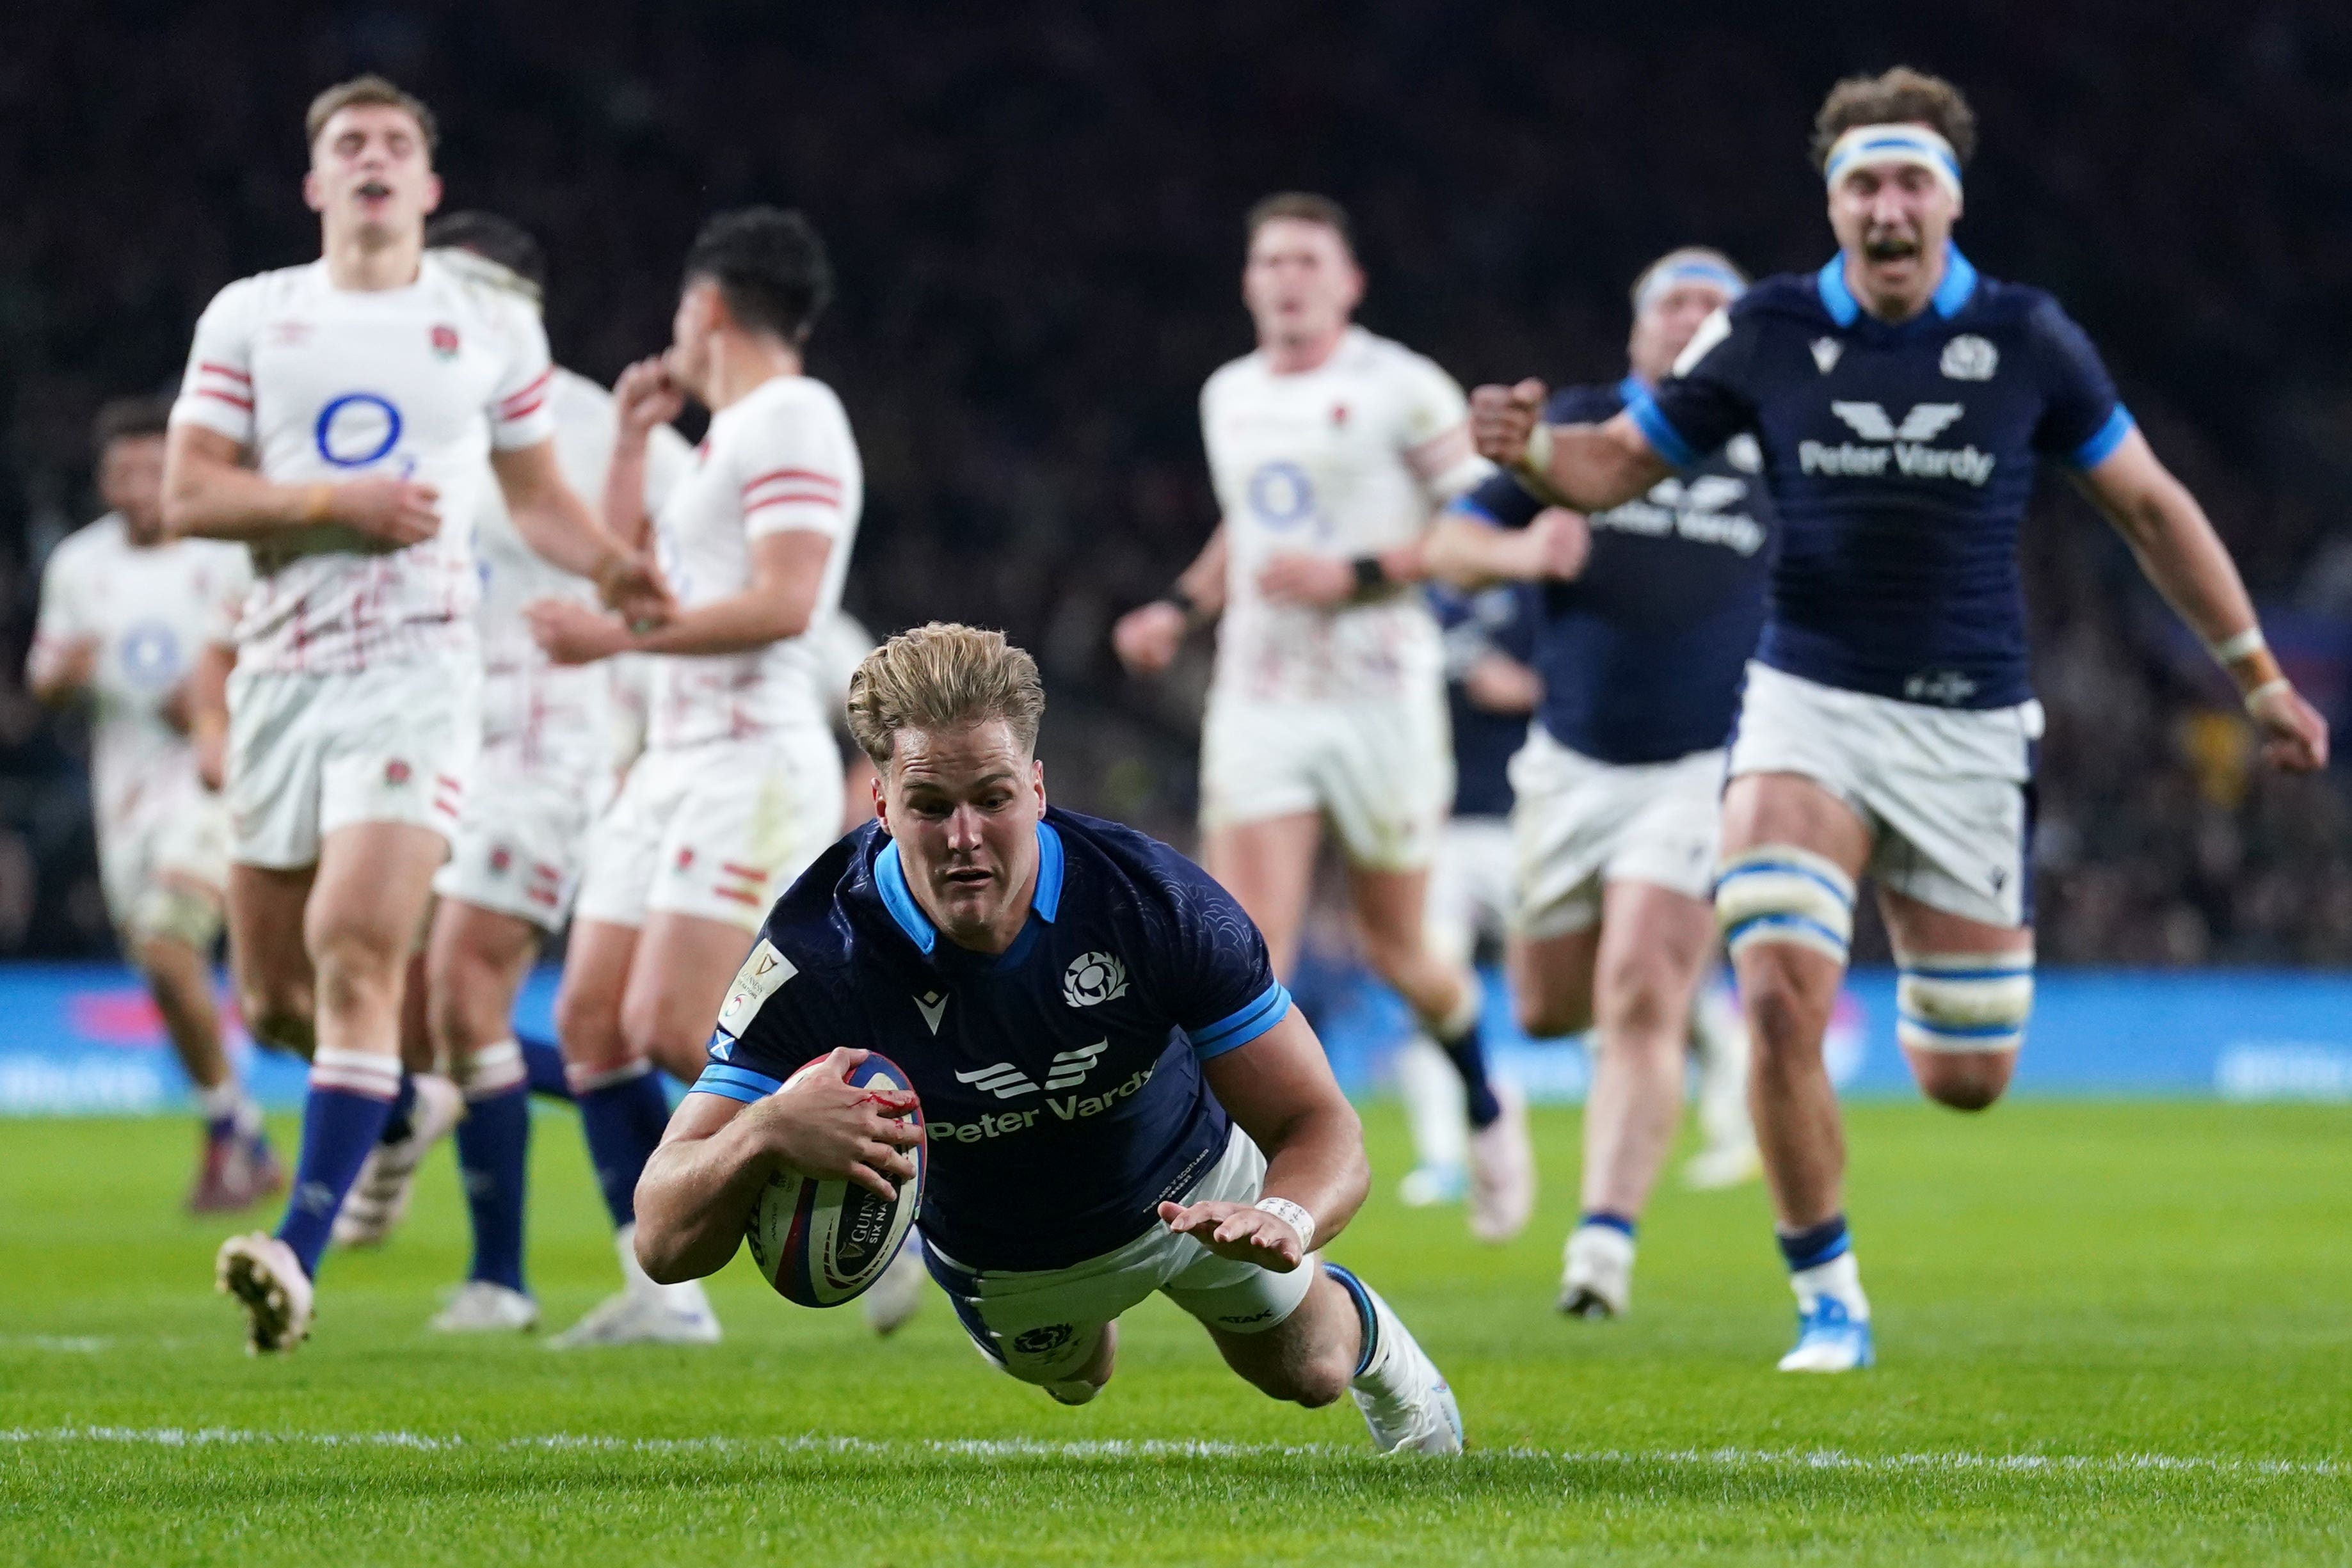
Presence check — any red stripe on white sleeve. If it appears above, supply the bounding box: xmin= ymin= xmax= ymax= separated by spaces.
xmin=741 ymin=467 xmax=841 ymax=498
xmin=196 ymin=388 xmax=254 ymax=412
xmin=496 ymin=369 xmax=554 ymax=416
xmin=744 ymin=493 xmax=840 ymax=516
xmin=199 ymin=362 xmax=252 ymax=385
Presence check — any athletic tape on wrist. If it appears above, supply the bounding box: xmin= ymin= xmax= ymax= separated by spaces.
xmin=2244 ymin=677 xmax=2291 ymax=714
xmin=1518 ymin=421 xmax=1555 ymax=484
xmin=2207 ymin=627 xmax=2267 ymax=664
xmin=1253 ymin=1196 xmax=1315 ymax=1255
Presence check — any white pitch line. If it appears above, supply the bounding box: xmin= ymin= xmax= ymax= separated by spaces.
xmin=0 ymin=1427 xmax=2342 ymax=1477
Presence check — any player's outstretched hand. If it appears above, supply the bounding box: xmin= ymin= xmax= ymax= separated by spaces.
xmin=2249 ymin=682 xmax=2330 ymax=772
xmin=1112 ymin=600 xmax=1187 ymax=675
xmin=595 ymin=552 xmax=676 ymax=629
xmin=1256 ymin=553 xmax=1355 ymax=607
xmin=527 ymin=599 xmax=632 ymax=666
xmin=613 ymin=356 xmax=687 ymax=438
xmin=1470 ymin=378 xmax=1548 ymax=467
xmin=750 ymin=1047 xmax=924 ymax=1202
xmin=334 ymin=477 xmax=442 ymax=548
xmin=1156 ymin=1199 xmax=1306 ymax=1272
xmin=1528 ymin=507 xmax=1592 ymax=580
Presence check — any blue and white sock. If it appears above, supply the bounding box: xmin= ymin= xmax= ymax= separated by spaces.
xmin=275 ymin=1048 xmax=402 ymax=1277
xmin=1777 ymin=1213 xmax=1868 ymax=1315
xmin=197 ymin=1078 xmax=247 ymax=1143
xmin=377 ymin=1071 xmax=419 ymax=1146
xmin=572 ymin=1060 xmax=669 ymax=1231
xmin=518 ymin=1032 xmax=573 ymax=1103
xmin=456 ymin=1041 xmax=531 ymax=1293
xmin=1433 ymin=987 xmax=1502 ymax=1130
xmin=1580 ymin=1210 xmax=1636 ymax=1242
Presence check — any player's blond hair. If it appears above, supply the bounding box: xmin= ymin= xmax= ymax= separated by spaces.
xmin=846 ymin=623 xmax=1045 ymax=770
xmin=305 ymin=74 xmax=440 ymax=155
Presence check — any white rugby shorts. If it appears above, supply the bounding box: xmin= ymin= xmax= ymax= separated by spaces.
xmin=1728 ymin=661 xmax=2040 ymax=929
xmin=573 ymin=727 xmax=843 ymax=934
xmin=226 ymin=652 xmax=479 ymax=870
xmin=924 ymin=1124 xmax=1317 ymax=1382
xmin=99 ymin=774 xmax=230 ymax=931
xmin=1508 ymin=726 xmax=1724 ymax=940
xmin=1199 ymin=691 xmax=1452 ymax=871
xmin=1425 ymin=815 xmax=1515 ymax=966
xmin=432 ymin=744 xmax=611 ymax=931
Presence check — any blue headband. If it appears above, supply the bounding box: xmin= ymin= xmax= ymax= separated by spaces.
xmin=1635 ymin=256 xmax=1747 ymax=314
xmin=1823 ymin=123 xmax=1962 ymax=199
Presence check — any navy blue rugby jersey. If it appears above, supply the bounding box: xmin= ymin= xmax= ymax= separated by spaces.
xmin=1626 ymin=248 xmax=2131 ymax=710
xmin=689 ymin=808 xmax=1292 ymax=1273
xmin=1457 ymin=377 xmax=1773 ymax=765
xmin=1430 ymin=579 xmax=1538 ymax=819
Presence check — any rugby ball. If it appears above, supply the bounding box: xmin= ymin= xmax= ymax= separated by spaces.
xmin=743 ymin=1053 xmax=925 ymax=1307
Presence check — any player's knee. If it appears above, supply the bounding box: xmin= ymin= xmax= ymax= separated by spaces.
xmin=236 ymin=972 xmax=314 ymax=1058
xmin=129 ymin=883 xmax=223 ymax=959
xmin=1592 ymin=954 xmax=1683 ymax=1042
xmin=620 ymin=998 xmax=706 ymax=1080
xmin=1896 ymin=951 xmax=2031 ymax=1111
xmin=1716 ymin=845 xmax=1854 ymax=973
xmin=1514 ymin=972 xmax=1593 ymax=1039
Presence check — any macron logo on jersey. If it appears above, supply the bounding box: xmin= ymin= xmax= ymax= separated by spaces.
xmin=1803 ymin=401 xmax=1994 ymax=486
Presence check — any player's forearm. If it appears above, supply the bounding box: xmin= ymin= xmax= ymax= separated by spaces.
xmin=1256 ymin=1101 xmax=1370 ymax=1248
xmin=1174 ymin=526 xmax=1230 ymax=619
xmin=1536 ymin=422 xmax=1665 ymax=513
xmin=510 ymin=491 xmax=634 ymax=584
xmin=634 ymin=1125 xmax=774 ymax=1283
xmin=2106 ymin=477 xmax=2277 ymax=692
xmin=163 ymin=454 xmax=329 ymax=541
xmin=1422 ymin=515 xmax=1540 ymax=588
xmin=602 ymin=436 xmax=655 ymax=552
xmin=24 ymin=643 xmax=83 ymax=707
xmin=626 ymin=585 xmax=815 ymax=657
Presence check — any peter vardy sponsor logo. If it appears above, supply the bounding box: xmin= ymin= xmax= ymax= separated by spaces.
xmin=1593 ymin=474 xmax=1766 ymax=556
xmin=928 ymin=1060 xmax=1158 ymax=1142
xmin=1801 ymin=401 xmax=1995 ymax=486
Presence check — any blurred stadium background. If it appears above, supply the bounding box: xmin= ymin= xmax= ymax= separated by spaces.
xmin=6 ymin=2 xmax=2352 ymax=1108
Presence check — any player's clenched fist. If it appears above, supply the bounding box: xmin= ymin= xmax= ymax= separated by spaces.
xmin=333 ymin=476 xmax=442 ymax=547
xmin=1469 ymin=378 xmax=1549 ymax=468
xmin=749 ymin=1047 xmax=924 ymax=1201
xmin=1156 ymin=1198 xmax=1307 ymax=1272
xmin=2248 ymin=682 xmax=2330 ymax=772
xmin=1528 ymin=508 xmax=1590 ymax=580
xmin=1112 ymin=600 xmax=1188 ymax=675
xmin=612 ymin=355 xmax=687 ymax=439
xmin=593 ymin=550 xmax=675 ymax=628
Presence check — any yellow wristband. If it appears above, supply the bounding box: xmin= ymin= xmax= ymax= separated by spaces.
xmin=299 ymin=483 xmax=335 ymax=524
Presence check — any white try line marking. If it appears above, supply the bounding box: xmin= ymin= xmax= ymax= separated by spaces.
xmin=0 ymin=1427 xmax=2343 ymax=1478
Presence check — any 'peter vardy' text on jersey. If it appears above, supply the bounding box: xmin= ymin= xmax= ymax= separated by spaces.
xmin=689 ymin=809 xmax=1292 ymax=1272
xmin=1429 ymin=579 xmax=1537 ymax=817
xmin=1459 ymin=378 xmax=1773 ymax=764
xmin=1626 ymin=249 xmax=2131 ymax=710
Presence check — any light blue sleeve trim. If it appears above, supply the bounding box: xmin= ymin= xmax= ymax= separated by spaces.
xmin=1444 ymin=495 xmax=1505 ymax=525
xmin=689 ymin=1063 xmax=785 ymax=1105
xmin=1187 ymin=980 xmax=1293 ymax=1061
xmin=2070 ymin=405 xmax=2134 ymax=470
xmin=1622 ymin=387 xmax=1697 ymax=468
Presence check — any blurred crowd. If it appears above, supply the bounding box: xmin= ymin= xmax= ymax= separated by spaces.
xmin=4 ymin=1 xmax=2351 ymax=962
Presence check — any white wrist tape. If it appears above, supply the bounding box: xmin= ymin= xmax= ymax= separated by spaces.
xmin=1252 ymin=1196 xmax=1315 ymax=1254
xmin=2208 ymin=627 xmax=2268 ymax=664
xmin=2244 ymin=677 xmax=2291 ymax=714
xmin=1518 ymin=421 xmax=1555 ymax=482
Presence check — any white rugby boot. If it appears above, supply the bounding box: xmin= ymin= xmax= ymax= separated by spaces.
xmin=1329 ymin=1265 xmax=1464 ymax=1456
xmin=1683 ymin=984 xmax=1761 ymax=1191
xmin=431 ymin=1281 xmax=540 ymax=1334
xmin=548 ymin=1224 xmax=721 ymax=1348
xmin=216 ymin=1232 xmax=314 ymax=1355
xmin=1395 ymin=1037 xmax=1470 ymax=1208
xmin=332 ymin=1073 xmax=463 ymax=1247
xmin=1777 ymin=1252 xmax=1874 ymax=1372
xmin=862 ymin=1240 xmax=929 ymax=1337
xmin=1466 ymin=1084 xmax=1535 ymax=1244
xmin=1556 ymin=1222 xmax=1635 ymax=1320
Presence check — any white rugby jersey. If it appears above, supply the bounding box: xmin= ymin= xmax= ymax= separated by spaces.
xmin=473 ymin=367 xmax=691 ymax=774
xmin=647 ymin=374 xmax=863 ymax=749
xmin=168 ymin=253 xmax=557 ymax=676
xmin=31 ymin=516 xmax=250 ymax=831
xmin=1201 ymin=326 xmax=1491 ymax=703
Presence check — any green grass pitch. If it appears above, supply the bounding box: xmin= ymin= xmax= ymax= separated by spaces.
xmin=4 ymin=1100 xmax=2348 ymax=1565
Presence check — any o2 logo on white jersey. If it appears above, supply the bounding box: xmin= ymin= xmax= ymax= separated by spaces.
xmin=1062 ymin=951 xmax=1128 ymax=1008
xmin=1245 ymin=461 xmax=1318 ymax=532
xmin=314 ymin=393 xmax=404 ymax=468
xmin=116 ymin=622 xmax=183 ymax=689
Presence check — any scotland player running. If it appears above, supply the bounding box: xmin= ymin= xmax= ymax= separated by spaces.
xmin=526 ymin=207 xmax=863 ymax=1347
xmin=635 ymin=625 xmax=1462 ymax=1452
xmin=1472 ymin=69 xmax=2328 ymax=1370
xmin=1113 ymin=193 xmax=1533 ymax=1243
xmin=1391 ymin=580 xmax=1537 ymax=1208
xmin=1428 ymin=248 xmax=1771 ymax=1319
xmin=28 ymin=397 xmax=278 ymax=1212
xmin=164 ymin=76 xmax=670 ymax=1352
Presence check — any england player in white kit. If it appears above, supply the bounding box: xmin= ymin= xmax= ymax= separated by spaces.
xmin=1475 ymin=69 xmax=2327 ymax=1370
xmin=1114 ymin=195 xmax=1535 ymax=1242
xmin=162 ymin=77 xmax=670 ymax=1354
xmin=28 ymin=396 xmax=278 ymax=1212
xmin=525 ymin=207 xmax=862 ymax=1346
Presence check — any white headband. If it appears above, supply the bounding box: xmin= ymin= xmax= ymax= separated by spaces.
xmin=1634 ymin=254 xmax=1747 ymax=314
xmin=1823 ymin=123 xmax=1962 ymax=200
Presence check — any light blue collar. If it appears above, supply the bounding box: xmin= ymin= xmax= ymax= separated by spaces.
xmin=875 ymin=819 xmax=1064 ymax=956
xmin=1617 ymin=374 xmax=1649 ymax=404
xmin=1816 ymin=243 xmax=1978 ymax=328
